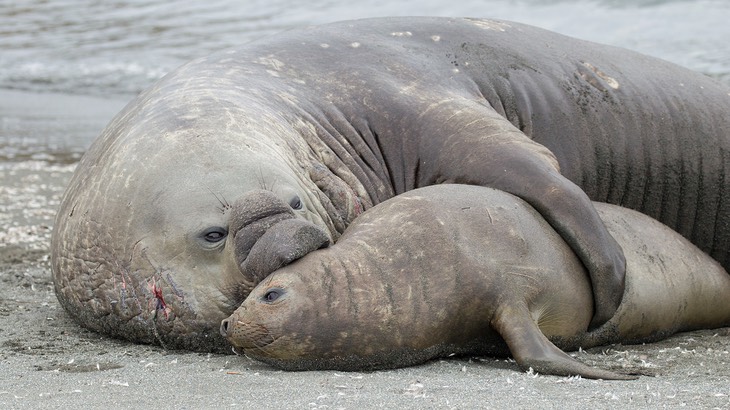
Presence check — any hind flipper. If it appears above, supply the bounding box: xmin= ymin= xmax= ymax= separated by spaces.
xmin=491 ymin=304 xmax=637 ymax=380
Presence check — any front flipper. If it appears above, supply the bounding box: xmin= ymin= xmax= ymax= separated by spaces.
xmin=505 ymin=153 xmax=627 ymax=329
xmin=416 ymin=102 xmax=625 ymax=327
xmin=491 ymin=304 xmax=636 ymax=380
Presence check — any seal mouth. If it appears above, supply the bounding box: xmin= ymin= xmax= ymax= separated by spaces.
xmin=222 ymin=319 xmax=276 ymax=350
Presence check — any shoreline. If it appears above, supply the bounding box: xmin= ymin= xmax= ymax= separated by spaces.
xmin=0 ymin=88 xmax=128 ymax=163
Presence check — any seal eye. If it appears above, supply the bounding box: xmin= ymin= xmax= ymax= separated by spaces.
xmin=202 ymin=227 xmax=228 ymax=243
xmin=263 ymin=288 xmax=283 ymax=303
xmin=289 ymin=196 xmax=303 ymax=210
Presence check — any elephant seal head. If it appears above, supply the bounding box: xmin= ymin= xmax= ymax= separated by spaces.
xmin=51 ymin=74 xmax=363 ymax=351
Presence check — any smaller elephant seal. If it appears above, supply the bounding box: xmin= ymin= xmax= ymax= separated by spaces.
xmin=221 ymin=185 xmax=730 ymax=379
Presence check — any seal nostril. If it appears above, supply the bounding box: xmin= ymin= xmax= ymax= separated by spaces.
xmin=220 ymin=318 xmax=230 ymax=337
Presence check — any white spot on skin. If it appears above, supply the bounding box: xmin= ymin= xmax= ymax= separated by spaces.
xmin=320 ymin=43 xmax=330 ymax=48
xmin=581 ymin=62 xmax=620 ymax=89
xmin=431 ymin=35 xmax=441 ymax=42
xmin=255 ymin=56 xmax=285 ymax=71
xmin=350 ymin=42 xmax=360 ymax=48
xmin=277 ymin=91 xmax=299 ymax=105
xmin=452 ymin=68 xmax=460 ymax=73
xmin=390 ymin=31 xmax=412 ymax=37
xmin=465 ymin=18 xmax=511 ymax=32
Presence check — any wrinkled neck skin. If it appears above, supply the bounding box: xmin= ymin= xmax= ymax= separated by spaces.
xmin=51 ymin=76 xmax=374 ymax=351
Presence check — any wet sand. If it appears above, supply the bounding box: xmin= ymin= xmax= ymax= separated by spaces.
xmin=1 ymin=158 xmax=729 ymax=409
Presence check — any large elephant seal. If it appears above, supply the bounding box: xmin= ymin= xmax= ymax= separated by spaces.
xmin=221 ymin=185 xmax=730 ymax=379
xmin=52 ymin=17 xmax=730 ymax=351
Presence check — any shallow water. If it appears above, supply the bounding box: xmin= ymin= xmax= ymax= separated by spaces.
xmin=1 ymin=0 xmax=728 ymax=161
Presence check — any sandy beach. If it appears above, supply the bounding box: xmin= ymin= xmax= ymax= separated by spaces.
xmin=1 ymin=152 xmax=729 ymax=409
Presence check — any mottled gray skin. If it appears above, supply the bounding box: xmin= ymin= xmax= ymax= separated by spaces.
xmin=222 ymin=185 xmax=730 ymax=379
xmin=52 ymin=17 xmax=730 ymax=351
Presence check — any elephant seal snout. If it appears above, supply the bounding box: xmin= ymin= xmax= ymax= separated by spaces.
xmin=238 ymin=217 xmax=330 ymax=284
xmin=229 ymin=189 xmax=297 ymax=277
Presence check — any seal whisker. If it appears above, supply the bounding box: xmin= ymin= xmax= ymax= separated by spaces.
xmin=208 ymin=188 xmax=231 ymax=213
xmin=239 ymin=321 xmax=276 ymax=350
xmin=256 ymin=167 xmax=271 ymax=192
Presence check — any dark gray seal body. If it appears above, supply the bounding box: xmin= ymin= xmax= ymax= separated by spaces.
xmin=221 ymin=185 xmax=730 ymax=379
xmin=52 ymin=17 xmax=730 ymax=351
